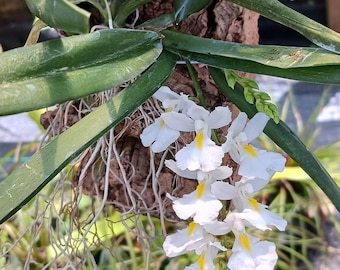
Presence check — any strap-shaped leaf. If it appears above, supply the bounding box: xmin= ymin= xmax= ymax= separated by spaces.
xmin=174 ymin=0 xmax=212 ymax=21
xmin=209 ymin=67 xmax=340 ymax=212
xmin=138 ymin=13 xmax=176 ymax=28
xmin=113 ymin=0 xmax=152 ymax=27
xmin=162 ymin=30 xmax=340 ymax=85
xmin=26 ymin=0 xmax=91 ymax=34
xmin=163 ymin=30 xmax=340 ymax=68
xmin=227 ymin=0 xmax=340 ymax=54
xmin=0 ymin=29 xmax=162 ymax=116
xmin=0 ymin=51 xmax=178 ymax=224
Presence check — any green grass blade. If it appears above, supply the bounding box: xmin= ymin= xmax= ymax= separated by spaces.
xmin=227 ymin=0 xmax=340 ymax=54
xmin=0 ymin=51 xmax=177 ymax=224
xmin=209 ymin=67 xmax=340 ymax=212
xmin=162 ymin=30 xmax=340 ymax=85
xmin=0 ymin=29 xmax=162 ymax=116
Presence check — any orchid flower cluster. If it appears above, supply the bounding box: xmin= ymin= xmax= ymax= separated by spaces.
xmin=140 ymin=86 xmax=287 ymax=269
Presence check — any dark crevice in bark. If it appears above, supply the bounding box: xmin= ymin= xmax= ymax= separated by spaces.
xmin=206 ymin=0 xmax=219 ymax=38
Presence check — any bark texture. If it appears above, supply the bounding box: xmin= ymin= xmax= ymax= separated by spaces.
xmin=0 ymin=0 xmax=31 ymax=25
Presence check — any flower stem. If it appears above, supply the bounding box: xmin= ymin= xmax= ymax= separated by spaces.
xmin=185 ymin=59 xmax=207 ymax=108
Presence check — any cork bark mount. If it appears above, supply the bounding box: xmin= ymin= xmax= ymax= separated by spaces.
xmin=49 ymin=0 xmax=259 ymax=221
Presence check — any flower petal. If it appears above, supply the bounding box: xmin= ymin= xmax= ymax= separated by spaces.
xmin=161 ymin=111 xmax=195 ymax=131
xmin=140 ymin=117 xmax=180 ymax=152
xmin=211 ymin=181 xmax=236 ymax=200
xmin=163 ymin=223 xmax=206 ymax=257
xmin=206 ymin=166 xmax=233 ymax=181
xmin=153 ymin=86 xmax=178 ymax=102
xmin=185 ymin=243 xmax=222 ymax=270
xmin=243 ymin=176 xmax=269 ymax=193
xmin=151 ymin=127 xmax=180 ymax=152
xmin=176 ymin=136 xmax=224 ymax=172
xmin=238 ymin=148 xmax=285 ymax=179
xmin=229 ymin=112 xmax=248 ymax=136
xmin=243 ymin=112 xmax=269 ymax=142
xmin=228 ymin=235 xmax=278 ymax=270
xmin=187 ymin=105 xmax=210 ymax=121
xmin=165 ymin=160 xmax=198 ymax=179
xmin=171 ymin=187 xmax=222 ymax=224
xmin=207 ymin=106 xmax=232 ymax=129
xmin=251 ymin=204 xmax=287 ymax=231
xmin=140 ymin=118 xmax=162 ymax=147
xmin=203 ymin=221 xmax=231 ymax=235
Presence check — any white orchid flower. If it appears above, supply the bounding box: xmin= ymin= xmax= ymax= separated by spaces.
xmin=153 ymin=86 xmax=197 ymax=113
xmin=163 ymin=222 xmax=213 ymax=257
xmin=165 ymin=159 xmax=232 ymax=183
xmin=222 ymin=112 xmax=285 ymax=180
xmin=184 ymin=241 xmax=226 ymax=270
xmin=174 ymin=119 xmax=224 ymax=172
xmin=167 ymin=181 xmax=222 ymax=224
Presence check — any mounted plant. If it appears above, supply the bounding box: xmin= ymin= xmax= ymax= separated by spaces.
xmin=0 ymin=0 xmax=340 ymax=269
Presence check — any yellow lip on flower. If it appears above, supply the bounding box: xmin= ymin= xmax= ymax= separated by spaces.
xmin=244 ymin=144 xmax=257 ymax=157
xmin=196 ymin=183 xmax=205 ymax=199
xmin=187 ymin=221 xmax=196 ymax=236
xmin=159 ymin=119 xmax=166 ymax=127
xmin=195 ymin=132 xmax=204 ymax=149
xmin=198 ymin=254 xmax=205 ymax=270
xmin=248 ymin=198 xmax=260 ymax=211
xmin=240 ymin=233 xmax=252 ymax=252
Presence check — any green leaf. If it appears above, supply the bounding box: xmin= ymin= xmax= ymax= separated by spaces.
xmin=209 ymin=67 xmax=340 ymax=212
xmin=113 ymin=0 xmax=152 ymax=27
xmin=227 ymin=0 xmax=340 ymax=54
xmin=244 ymin=87 xmax=254 ymax=104
xmin=224 ymin=70 xmax=237 ymax=89
xmin=163 ymin=30 xmax=340 ymax=69
xmin=162 ymin=30 xmax=340 ymax=85
xmin=244 ymin=79 xmax=259 ymax=90
xmin=110 ymin=0 xmax=125 ymax=20
xmin=255 ymin=100 xmax=264 ymax=112
xmin=71 ymin=0 xmax=107 ymax=24
xmin=138 ymin=13 xmax=175 ymax=28
xmin=26 ymin=0 xmax=91 ymax=34
xmin=258 ymin=92 xmax=271 ymax=101
xmin=174 ymin=0 xmax=212 ymax=22
xmin=224 ymin=69 xmax=280 ymax=122
xmin=0 ymin=51 xmax=177 ymax=224
xmin=0 ymin=29 xmax=162 ymax=116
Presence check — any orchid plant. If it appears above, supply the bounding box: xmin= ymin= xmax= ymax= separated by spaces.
xmin=141 ymin=86 xmax=287 ymax=269
xmin=0 ymin=0 xmax=340 ymax=269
